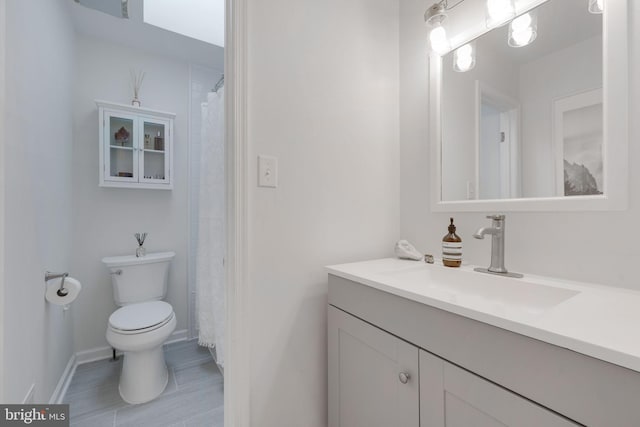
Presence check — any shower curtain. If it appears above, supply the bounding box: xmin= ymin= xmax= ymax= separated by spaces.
xmin=196 ymin=88 xmax=225 ymax=368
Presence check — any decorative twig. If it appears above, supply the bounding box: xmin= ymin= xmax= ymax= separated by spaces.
xmin=130 ymin=69 xmax=145 ymax=102
xmin=134 ymin=232 xmax=147 ymax=246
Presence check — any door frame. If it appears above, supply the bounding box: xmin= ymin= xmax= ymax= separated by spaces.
xmin=0 ymin=0 xmax=6 ymax=403
xmin=474 ymin=80 xmax=522 ymax=200
xmin=0 ymin=0 xmax=249 ymax=414
xmin=224 ymin=0 xmax=250 ymax=426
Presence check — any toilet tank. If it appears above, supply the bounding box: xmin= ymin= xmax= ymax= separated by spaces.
xmin=102 ymin=251 xmax=175 ymax=306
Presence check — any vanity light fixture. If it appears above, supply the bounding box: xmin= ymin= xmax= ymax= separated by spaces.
xmin=508 ymin=11 xmax=538 ymax=47
xmin=425 ymin=2 xmax=451 ymax=55
xmin=486 ymin=0 xmax=516 ymax=28
xmin=588 ymin=0 xmax=604 ymax=14
xmin=453 ymin=42 xmax=476 ymax=72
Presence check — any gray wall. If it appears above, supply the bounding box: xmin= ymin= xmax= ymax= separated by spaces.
xmin=246 ymin=0 xmax=401 ymax=424
xmin=3 ymin=0 xmax=75 ymax=403
xmin=400 ymin=0 xmax=640 ymax=288
xmin=71 ymin=35 xmax=190 ymax=354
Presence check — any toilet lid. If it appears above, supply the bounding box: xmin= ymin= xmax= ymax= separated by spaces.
xmin=109 ymin=301 xmax=173 ymax=331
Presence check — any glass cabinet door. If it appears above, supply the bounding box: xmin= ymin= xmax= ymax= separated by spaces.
xmin=104 ymin=111 xmax=138 ymax=182
xmin=140 ymin=117 xmax=170 ymax=184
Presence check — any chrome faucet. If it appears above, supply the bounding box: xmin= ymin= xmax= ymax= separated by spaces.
xmin=473 ymin=215 xmax=522 ymax=278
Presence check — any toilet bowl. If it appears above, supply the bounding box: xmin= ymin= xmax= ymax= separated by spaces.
xmin=106 ymin=301 xmax=176 ymax=404
xmin=102 ymin=251 xmax=176 ymax=405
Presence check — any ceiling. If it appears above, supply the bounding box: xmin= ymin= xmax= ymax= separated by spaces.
xmin=69 ymin=0 xmax=224 ymax=70
xmin=144 ymin=0 xmax=224 ymax=48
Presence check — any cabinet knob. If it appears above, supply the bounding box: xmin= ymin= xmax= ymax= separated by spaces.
xmin=398 ymin=372 xmax=410 ymax=384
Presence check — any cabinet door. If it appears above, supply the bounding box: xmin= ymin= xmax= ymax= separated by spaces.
xmin=419 ymin=350 xmax=579 ymax=427
xmin=139 ymin=116 xmax=171 ymax=185
xmin=328 ymin=306 xmax=419 ymax=427
xmin=103 ymin=110 xmax=139 ymax=183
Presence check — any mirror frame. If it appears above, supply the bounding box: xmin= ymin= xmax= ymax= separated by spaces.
xmin=430 ymin=0 xmax=628 ymax=212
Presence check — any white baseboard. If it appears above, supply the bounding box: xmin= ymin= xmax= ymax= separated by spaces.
xmin=22 ymin=383 xmax=35 ymax=404
xmin=49 ymin=354 xmax=76 ymax=404
xmin=75 ymin=329 xmax=189 ymax=365
xmin=74 ymin=346 xmax=116 ymax=365
xmin=165 ymin=328 xmax=189 ymax=345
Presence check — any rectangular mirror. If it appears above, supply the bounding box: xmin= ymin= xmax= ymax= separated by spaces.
xmin=430 ymin=0 xmax=628 ymax=212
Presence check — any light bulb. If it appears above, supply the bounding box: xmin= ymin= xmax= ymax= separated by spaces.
xmin=588 ymin=0 xmax=604 ymax=14
xmin=508 ymin=12 xmax=537 ymax=48
xmin=453 ymin=43 xmax=476 ymax=72
xmin=455 ymin=55 xmax=474 ymax=72
xmin=429 ymin=24 xmax=450 ymax=55
xmin=511 ymin=13 xmax=532 ymax=31
xmin=510 ymin=28 xmax=534 ymax=47
xmin=457 ymin=44 xmax=473 ymax=58
xmin=486 ymin=0 xmax=516 ymax=28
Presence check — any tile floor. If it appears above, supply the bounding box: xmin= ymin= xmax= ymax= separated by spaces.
xmin=65 ymin=340 xmax=223 ymax=427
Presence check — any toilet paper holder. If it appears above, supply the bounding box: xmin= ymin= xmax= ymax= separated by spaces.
xmin=45 ymin=271 xmax=70 ymax=297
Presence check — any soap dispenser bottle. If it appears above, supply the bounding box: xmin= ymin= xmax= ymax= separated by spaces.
xmin=442 ymin=218 xmax=462 ymax=267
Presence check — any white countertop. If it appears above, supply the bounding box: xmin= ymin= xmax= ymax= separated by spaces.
xmin=327 ymin=258 xmax=640 ymax=373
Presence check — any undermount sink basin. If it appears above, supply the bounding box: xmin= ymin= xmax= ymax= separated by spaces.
xmin=378 ymin=264 xmax=579 ymax=318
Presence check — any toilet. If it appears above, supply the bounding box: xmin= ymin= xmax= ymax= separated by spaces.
xmin=102 ymin=251 xmax=176 ymax=404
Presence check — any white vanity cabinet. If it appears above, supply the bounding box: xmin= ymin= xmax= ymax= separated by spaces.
xmin=328 ymin=272 xmax=640 ymax=427
xmin=328 ymin=305 xmax=576 ymax=427
xmin=97 ymin=101 xmax=175 ymax=190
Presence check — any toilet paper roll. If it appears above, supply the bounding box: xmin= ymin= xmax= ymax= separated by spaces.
xmin=45 ymin=277 xmax=82 ymax=306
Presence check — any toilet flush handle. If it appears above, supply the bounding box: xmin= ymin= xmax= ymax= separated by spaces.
xmin=110 ymin=269 xmax=123 ymax=276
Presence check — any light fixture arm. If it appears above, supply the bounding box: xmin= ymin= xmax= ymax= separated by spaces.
xmin=424 ymin=2 xmax=447 ymax=25
xmin=425 ymin=0 xmax=470 ymax=25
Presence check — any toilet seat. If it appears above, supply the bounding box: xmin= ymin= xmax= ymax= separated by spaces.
xmin=109 ymin=301 xmax=174 ymax=335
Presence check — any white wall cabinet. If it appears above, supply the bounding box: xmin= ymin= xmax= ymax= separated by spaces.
xmin=97 ymin=100 xmax=175 ymax=190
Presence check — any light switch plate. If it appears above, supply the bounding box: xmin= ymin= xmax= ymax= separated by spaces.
xmin=467 ymin=181 xmax=476 ymax=200
xmin=258 ymin=155 xmax=278 ymax=188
